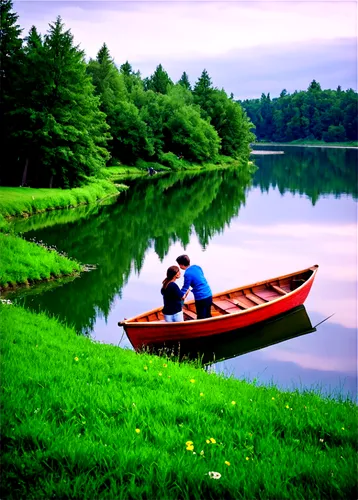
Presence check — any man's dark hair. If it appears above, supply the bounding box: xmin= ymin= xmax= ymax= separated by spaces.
xmin=176 ymin=254 xmax=190 ymax=267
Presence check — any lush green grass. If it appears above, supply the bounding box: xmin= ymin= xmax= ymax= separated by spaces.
xmin=1 ymin=304 xmax=357 ymax=499
xmin=0 ymin=233 xmax=82 ymax=289
xmin=0 ymin=178 xmax=124 ymax=218
xmin=0 ymin=177 xmax=125 ymax=288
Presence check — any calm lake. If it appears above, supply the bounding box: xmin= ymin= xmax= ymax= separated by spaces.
xmin=10 ymin=146 xmax=358 ymax=400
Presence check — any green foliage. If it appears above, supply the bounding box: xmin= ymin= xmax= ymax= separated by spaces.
xmin=144 ymin=63 xmax=173 ymax=94
xmin=252 ymin=147 xmax=357 ymax=204
xmin=2 ymin=4 xmax=255 ymax=187
xmin=1 ymin=304 xmax=357 ymax=499
xmin=0 ymin=214 xmax=10 ymax=233
xmin=159 ymin=152 xmax=188 ymax=170
xmin=177 ymin=71 xmax=192 ymax=91
xmin=13 ymin=167 xmax=254 ymax=331
xmin=193 ymin=74 xmax=254 ymax=161
xmin=4 ymin=15 xmax=110 ymax=188
xmin=193 ymin=69 xmax=213 ymax=103
xmin=322 ymin=124 xmax=347 ymax=143
xmin=241 ymin=81 xmax=358 ymax=142
xmin=86 ymin=43 xmax=128 ymax=116
xmin=110 ymin=100 xmax=152 ymax=164
xmin=0 ymin=0 xmax=24 ymax=169
xmin=165 ymin=103 xmax=221 ymax=162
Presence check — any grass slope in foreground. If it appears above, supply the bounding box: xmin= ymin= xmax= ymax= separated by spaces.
xmin=1 ymin=305 xmax=357 ymax=499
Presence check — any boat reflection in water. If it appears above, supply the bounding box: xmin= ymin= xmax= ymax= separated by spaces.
xmin=149 ymin=306 xmax=316 ymax=366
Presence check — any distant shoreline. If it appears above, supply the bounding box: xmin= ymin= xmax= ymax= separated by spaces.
xmin=253 ymin=142 xmax=358 ymax=150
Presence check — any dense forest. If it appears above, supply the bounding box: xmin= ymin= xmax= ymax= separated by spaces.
xmin=0 ymin=1 xmax=254 ymax=188
xmin=240 ymin=81 xmax=358 ymax=142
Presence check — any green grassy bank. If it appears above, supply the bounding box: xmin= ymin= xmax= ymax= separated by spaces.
xmin=0 ymin=175 xmax=129 ymax=289
xmin=1 ymin=304 xmax=357 ymax=499
xmin=0 ymin=177 xmax=125 ymax=219
xmin=0 ymin=158 xmax=247 ymax=290
xmin=0 ymin=233 xmax=82 ymax=289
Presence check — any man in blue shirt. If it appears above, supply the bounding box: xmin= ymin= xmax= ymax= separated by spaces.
xmin=176 ymin=254 xmax=212 ymax=319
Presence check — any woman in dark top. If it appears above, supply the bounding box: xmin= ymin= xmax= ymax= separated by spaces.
xmin=161 ymin=265 xmax=186 ymax=322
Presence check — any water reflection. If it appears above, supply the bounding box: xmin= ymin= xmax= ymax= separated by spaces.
xmin=150 ymin=306 xmax=316 ymax=365
xmin=252 ymin=145 xmax=358 ymax=203
xmin=14 ymin=167 xmax=253 ymax=332
xmin=8 ymin=146 xmax=357 ymax=399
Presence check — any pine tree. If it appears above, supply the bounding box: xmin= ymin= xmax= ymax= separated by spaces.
xmin=145 ymin=64 xmax=173 ymax=94
xmin=120 ymin=61 xmax=132 ymax=76
xmin=0 ymin=0 xmax=24 ymax=184
xmin=87 ymin=43 xmax=127 ymax=115
xmin=177 ymin=72 xmax=191 ymax=91
xmin=14 ymin=17 xmax=110 ymax=187
xmin=193 ymin=69 xmax=213 ymax=97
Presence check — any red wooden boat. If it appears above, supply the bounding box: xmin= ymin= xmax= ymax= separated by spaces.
xmin=118 ymin=265 xmax=318 ymax=351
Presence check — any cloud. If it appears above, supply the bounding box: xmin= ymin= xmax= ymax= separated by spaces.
xmin=13 ymin=1 xmax=357 ymax=97
xmin=137 ymin=37 xmax=357 ymax=99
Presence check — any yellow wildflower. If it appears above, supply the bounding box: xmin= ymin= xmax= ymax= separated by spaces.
xmin=163 ymin=363 xmax=167 ymax=368
xmin=285 ymin=404 xmax=289 ymax=409
xmin=272 ymin=397 xmax=275 ymax=400
xmin=135 ymin=428 xmax=140 ymax=434
xmin=200 ymin=393 xmax=204 ymax=397
xmin=74 ymin=357 xmax=79 ymax=362
xmin=246 ymin=457 xmax=250 ymax=461
xmin=209 ymin=438 xmax=216 ymax=444
xmin=231 ymin=401 xmax=236 ymax=405
xmin=158 ymin=372 xmax=162 ymax=376
xmin=186 ymin=444 xmax=194 ymax=451
xmin=206 ymin=439 xmax=210 ymax=444
xmin=225 ymin=461 xmax=231 ymax=466
xmin=185 ymin=441 xmax=193 ymax=446
xmin=190 ymin=379 xmax=195 ymax=383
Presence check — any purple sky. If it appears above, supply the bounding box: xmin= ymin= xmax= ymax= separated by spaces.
xmin=13 ymin=0 xmax=357 ymax=99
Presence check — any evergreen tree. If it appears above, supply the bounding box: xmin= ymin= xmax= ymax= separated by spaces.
xmin=87 ymin=43 xmax=127 ymax=115
xmin=177 ymin=71 xmax=191 ymax=91
xmin=120 ymin=61 xmax=132 ymax=76
xmin=193 ymin=69 xmax=213 ymax=98
xmin=120 ymin=61 xmax=143 ymax=94
xmin=12 ymin=17 xmax=110 ymax=187
xmin=145 ymin=64 xmax=173 ymax=94
xmin=0 ymin=0 xmax=24 ymax=184
xmin=308 ymin=79 xmax=322 ymax=92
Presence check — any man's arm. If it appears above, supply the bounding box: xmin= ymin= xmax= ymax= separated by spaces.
xmin=180 ymin=271 xmax=192 ymax=296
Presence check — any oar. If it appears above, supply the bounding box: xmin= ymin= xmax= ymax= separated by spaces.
xmin=313 ymin=312 xmax=335 ymax=329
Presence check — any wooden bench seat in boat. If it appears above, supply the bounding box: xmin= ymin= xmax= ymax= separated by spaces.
xmin=183 ymin=309 xmax=197 ymax=320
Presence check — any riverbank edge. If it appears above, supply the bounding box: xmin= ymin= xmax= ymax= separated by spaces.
xmin=0 ymin=158 xmax=249 ymax=290
xmin=0 ymin=232 xmax=84 ymax=291
xmin=1 ymin=303 xmax=357 ymax=499
xmin=0 ymin=178 xmax=124 ymax=289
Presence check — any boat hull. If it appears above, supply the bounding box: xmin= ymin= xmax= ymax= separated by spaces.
xmin=119 ymin=265 xmax=318 ymax=351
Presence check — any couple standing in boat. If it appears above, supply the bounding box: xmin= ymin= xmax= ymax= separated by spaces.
xmin=161 ymin=254 xmax=212 ymax=322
